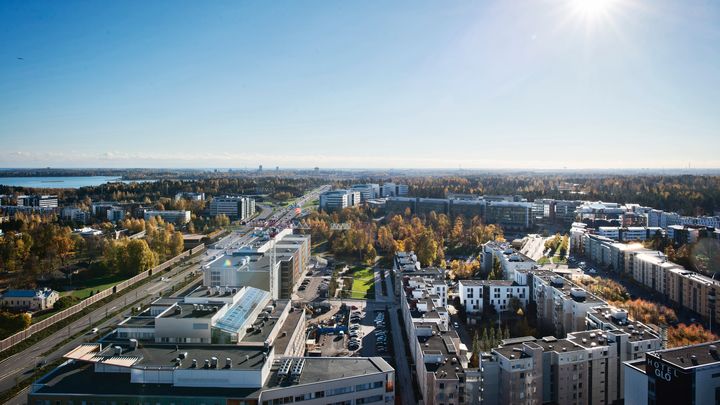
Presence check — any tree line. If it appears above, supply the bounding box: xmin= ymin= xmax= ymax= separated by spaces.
xmin=301 ymin=207 xmax=504 ymax=266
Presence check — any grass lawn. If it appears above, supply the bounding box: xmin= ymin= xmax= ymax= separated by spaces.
xmin=349 ymin=266 xmax=375 ymax=299
xmin=60 ymin=273 xmax=129 ymax=300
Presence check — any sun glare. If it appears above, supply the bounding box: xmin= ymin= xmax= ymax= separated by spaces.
xmin=570 ymin=0 xmax=619 ymax=22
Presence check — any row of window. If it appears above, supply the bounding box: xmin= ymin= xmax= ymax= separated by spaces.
xmin=262 ymin=381 xmax=384 ymax=405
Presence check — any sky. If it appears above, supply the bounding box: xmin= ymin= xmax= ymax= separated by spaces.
xmin=0 ymin=0 xmax=719 ymax=170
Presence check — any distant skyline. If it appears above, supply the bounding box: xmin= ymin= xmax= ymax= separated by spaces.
xmin=1 ymin=0 xmax=719 ymax=169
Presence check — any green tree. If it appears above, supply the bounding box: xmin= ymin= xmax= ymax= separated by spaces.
xmin=125 ymin=239 xmax=158 ymax=276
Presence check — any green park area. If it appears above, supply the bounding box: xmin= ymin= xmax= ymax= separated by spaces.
xmin=348 ymin=266 xmax=375 ymax=299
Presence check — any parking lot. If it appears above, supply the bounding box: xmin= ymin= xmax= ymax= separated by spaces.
xmin=306 ymin=301 xmax=391 ymax=358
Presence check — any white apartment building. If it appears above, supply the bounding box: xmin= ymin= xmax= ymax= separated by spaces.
xmin=143 ymin=209 xmax=191 ymax=224
xmin=458 ymin=280 xmax=528 ymax=314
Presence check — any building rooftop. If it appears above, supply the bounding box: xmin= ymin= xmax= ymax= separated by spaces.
xmin=33 ymin=362 xmax=261 ymax=399
xmin=264 ymin=357 xmax=393 ymax=389
xmin=272 ymin=306 xmax=304 ymax=354
xmin=119 ymin=317 xmax=155 ymax=328
xmin=649 ymin=340 xmax=720 ymax=369
xmin=160 ymin=303 xmax=223 ymax=319
xmin=215 ymin=287 xmax=271 ymax=334
xmin=241 ymin=300 xmax=290 ymax=343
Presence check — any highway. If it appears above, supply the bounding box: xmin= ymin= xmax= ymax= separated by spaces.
xmin=0 ymin=257 xmax=205 ymax=403
xmin=4 ymin=186 xmax=328 ymax=404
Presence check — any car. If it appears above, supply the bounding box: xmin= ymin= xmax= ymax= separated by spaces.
xmin=298 ymin=286 xmax=306 ymax=291
xmin=90 ymin=328 xmax=99 ymax=334
xmin=589 ymin=269 xmax=597 ymax=274
xmin=350 ymin=319 xmax=359 ymax=324
xmin=351 ymin=305 xmax=358 ymax=310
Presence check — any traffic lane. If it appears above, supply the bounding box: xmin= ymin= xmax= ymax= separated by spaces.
xmin=0 ymin=261 xmax=202 ymax=393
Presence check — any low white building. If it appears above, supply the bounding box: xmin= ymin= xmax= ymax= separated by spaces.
xmin=0 ymin=288 xmax=59 ymax=311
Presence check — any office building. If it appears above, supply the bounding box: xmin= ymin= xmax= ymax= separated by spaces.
xmin=350 ymin=183 xmax=380 ymax=201
xmin=209 ymin=195 xmax=256 ymax=219
xmin=143 ymin=209 xmax=192 ymax=224
xmin=16 ymin=194 xmax=58 ymax=208
xmin=485 ymin=201 xmax=533 ymax=230
xmin=318 ymin=189 xmax=360 ymax=212
xmin=29 ymin=288 xmax=394 ymax=404
xmin=380 ymin=182 xmax=408 ymax=197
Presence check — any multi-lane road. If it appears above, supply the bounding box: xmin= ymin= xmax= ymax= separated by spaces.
xmin=2 ymin=256 xmax=208 ymax=404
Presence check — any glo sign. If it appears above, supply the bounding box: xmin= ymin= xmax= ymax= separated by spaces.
xmin=645 ymin=355 xmax=692 ymax=405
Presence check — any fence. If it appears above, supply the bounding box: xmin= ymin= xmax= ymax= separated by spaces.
xmin=0 ymin=244 xmax=206 ymax=353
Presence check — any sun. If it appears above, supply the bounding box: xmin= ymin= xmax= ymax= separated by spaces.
xmin=569 ymin=0 xmax=619 ymax=22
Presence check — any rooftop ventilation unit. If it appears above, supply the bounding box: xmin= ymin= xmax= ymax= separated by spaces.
xmin=291 ymin=358 xmax=305 ymax=377
xmin=278 ymin=358 xmax=293 ymax=377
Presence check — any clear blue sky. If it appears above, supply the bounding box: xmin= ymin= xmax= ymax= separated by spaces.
xmin=1 ymin=0 xmax=718 ymax=169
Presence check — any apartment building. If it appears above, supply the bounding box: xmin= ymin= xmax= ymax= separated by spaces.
xmin=482 ymin=242 xmax=537 ymax=280
xmin=573 ymin=225 xmax=720 ymax=324
xmin=143 ymin=209 xmax=191 ymax=224
xmin=209 ymin=195 xmax=256 ymax=219
xmin=481 ymin=315 xmax=660 ymax=405
xmin=596 ymin=226 xmax=664 ymax=242
xmin=529 ymin=269 xmax=605 ymax=337
xmin=399 ymin=271 xmax=469 ymax=405
xmin=458 ymin=279 xmax=528 ymax=314
xmin=60 ymin=207 xmax=87 ymax=224
xmin=318 ymin=189 xmax=360 ymax=211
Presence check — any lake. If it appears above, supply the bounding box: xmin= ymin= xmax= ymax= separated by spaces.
xmin=0 ymin=176 xmax=155 ymax=189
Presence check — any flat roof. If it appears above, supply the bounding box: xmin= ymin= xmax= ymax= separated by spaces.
xmin=98 ymin=340 xmax=267 ymax=370
xmin=33 ymin=362 xmax=261 ymax=399
xmin=273 ymin=307 xmax=304 ymax=354
xmin=649 ymin=340 xmax=720 ymax=369
xmin=160 ymin=303 xmax=223 ymax=319
xmin=241 ymin=300 xmax=290 ymax=343
xmin=264 ymin=357 xmax=393 ymax=389
xmin=119 ymin=317 xmax=155 ymax=328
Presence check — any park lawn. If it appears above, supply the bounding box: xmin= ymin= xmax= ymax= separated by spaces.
xmin=349 ymin=266 xmax=375 ymax=299
xmin=61 ymin=273 xmax=129 ymax=300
